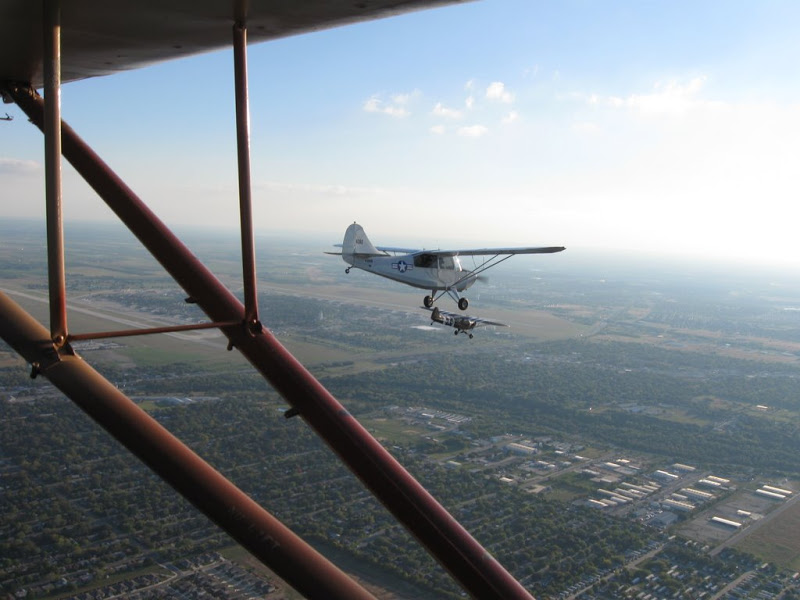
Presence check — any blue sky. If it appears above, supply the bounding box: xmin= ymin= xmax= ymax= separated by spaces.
xmin=2 ymin=0 xmax=800 ymax=266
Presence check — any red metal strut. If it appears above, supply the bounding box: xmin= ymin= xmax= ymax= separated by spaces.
xmin=42 ymin=0 xmax=67 ymax=346
xmin=233 ymin=20 xmax=260 ymax=330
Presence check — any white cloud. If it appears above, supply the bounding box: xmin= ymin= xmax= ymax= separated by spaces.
xmin=432 ymin=102 xmax=463 ymax=119
xmin=486 ymin=81 xmax=514 ymax=103
xmin=392 ymin=92 xmax=414 ymax=105
xmin=501 ymin=110 xmax=519 ymax=124
xmin=0 ymin=157 xmax=40 ymax=174
xmin=430 ymin=125 xmax=446 ymax=135
xmin=363 ymin=92 xmax=417 ymax=118
xmin=604 ymin=76 xmax=719 ymax=117
xmin=458 ymin=125 xmax=489 ymax=138
xmin=465 ymin=96 xmax=475 ymax=110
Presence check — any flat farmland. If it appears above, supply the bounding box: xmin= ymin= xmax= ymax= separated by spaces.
xmin=735 ymin=495 xmax=800 ymax=571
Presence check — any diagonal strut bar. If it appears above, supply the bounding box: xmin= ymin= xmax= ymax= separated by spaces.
xmin=4 ymin=82 xmax=534 ymax=600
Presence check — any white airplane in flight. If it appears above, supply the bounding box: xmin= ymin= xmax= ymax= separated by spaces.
xmin=328 ymin=223 xmax=565 ymax=311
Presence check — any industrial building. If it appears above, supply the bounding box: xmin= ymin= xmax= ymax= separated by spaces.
xmin=756 ymin=488 xmax=787 ymax=500
xmin=682 ymin=488 xmax=714 ymax=501
xmin=762 ymin=485 xmax=792 ymax=496
xmin=711 ymin=516 xmax=742 ymax=529
xmin=662 ymin=498 xmax=694 ymax=512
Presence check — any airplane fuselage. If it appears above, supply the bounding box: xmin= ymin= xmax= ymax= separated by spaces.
xmin=332 ymin=222 xmax=564 ymax=311
xmin=344 ymin=252 xmax=477 ymax=292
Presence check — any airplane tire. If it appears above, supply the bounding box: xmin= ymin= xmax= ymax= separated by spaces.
xmin=469 ymin=334 xmax=474 ymax=339
xmin=423 ymin=295 xmax=433 ymax=308
xmin=454 ymin=330 xmax=458 ymax=335
xmin=458 ymin=297 xmax=469 ymax=311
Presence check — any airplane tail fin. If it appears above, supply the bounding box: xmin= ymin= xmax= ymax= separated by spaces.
xmin=342 ymin=222 xmax=384 ymax=257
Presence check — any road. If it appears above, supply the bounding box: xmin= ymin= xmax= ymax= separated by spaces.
xmin=708 ymin=570 xmax=755 ymax=600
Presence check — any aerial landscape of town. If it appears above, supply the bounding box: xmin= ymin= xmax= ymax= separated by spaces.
xmin=4 ymin=0 xmax=800 ymax=598
xmin=2 ymin=220 xmax=800 ymax=599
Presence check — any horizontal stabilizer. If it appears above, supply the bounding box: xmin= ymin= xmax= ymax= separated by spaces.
xmin=326 ymin=250 xmax=388 ymax=258
xmin=376 ymin=245 xmax=420 ymax=254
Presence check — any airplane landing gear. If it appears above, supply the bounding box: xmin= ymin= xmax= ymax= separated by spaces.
xmin=345 ymin=267 xmax=351 ymax=274
xmin=423 ymin=295 xmax=433 ymax=308
xmin=458 ymin=297 xmax=469 ymax=311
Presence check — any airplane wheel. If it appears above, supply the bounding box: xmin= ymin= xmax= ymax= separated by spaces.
xmin=345 ymin=267 xmax=351 ymax=274
xmin=454 ymin=330 xmax=459 ymax=336
xmin=469 ymin=334 xmax=474 ymax=339
xmin=423 ymin=295 xmax=433 ymax=308
xmin=458 ymin=297 xmax=469 ymax=311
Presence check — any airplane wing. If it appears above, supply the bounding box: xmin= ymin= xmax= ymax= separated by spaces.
xmin=328 ymin=246 xmax=563 ymax=257
xmin=471 ymin=316 xmax=508 ymax=328
xmin=376 ymin=245 xmax=420 ymax=254
xmin=1 ymin=0 xmax=460 ymax=89
xmin=423 ymin=307 xmax=508 ymax=328
xmin=430 ymin=246 xmax=566 ymax=257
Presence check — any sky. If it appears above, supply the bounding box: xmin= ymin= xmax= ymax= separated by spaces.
xmin=2 ymin=0 xmax=800 ymax=266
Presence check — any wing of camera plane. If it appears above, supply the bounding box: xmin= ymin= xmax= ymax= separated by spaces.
xmin=0 ymin=0 xmax=459 ymax=88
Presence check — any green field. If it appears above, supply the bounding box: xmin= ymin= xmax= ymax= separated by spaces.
xmin=736 ymin=500 xmax=800 ymax=571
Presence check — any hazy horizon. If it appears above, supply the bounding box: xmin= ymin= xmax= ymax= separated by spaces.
xmin=5 ymin=217 xmax=800 ymax=286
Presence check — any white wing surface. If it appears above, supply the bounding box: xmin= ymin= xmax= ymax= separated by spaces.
xmin=429 ymin=246 xmax=565 ymax=257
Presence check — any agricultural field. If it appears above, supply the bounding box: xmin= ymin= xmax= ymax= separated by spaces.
xmin=735 ymin=494 xmax=800 ymax=571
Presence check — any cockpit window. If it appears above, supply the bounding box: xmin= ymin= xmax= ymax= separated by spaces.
xmin=413 ymin=254 xmax=457 ymax=269
xmin=414 ymin=253 xmax=437 ymax=268
xmin=438 ymin=256 xmax=455 ymax=270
